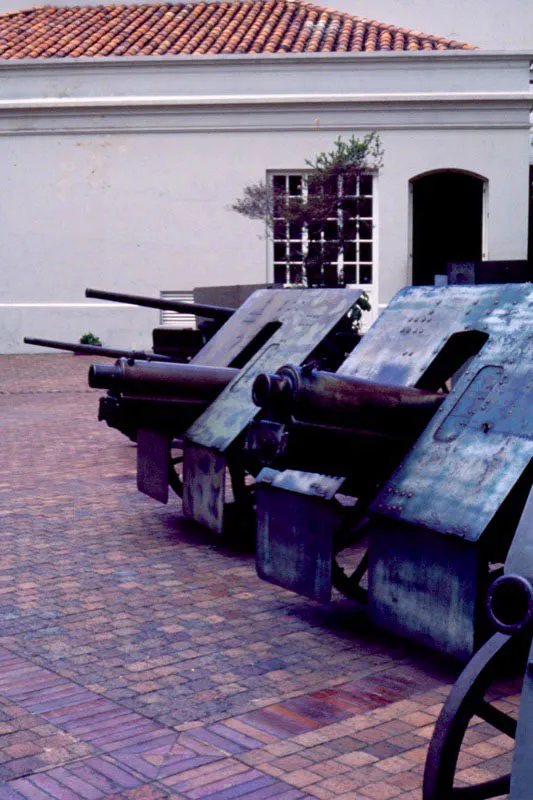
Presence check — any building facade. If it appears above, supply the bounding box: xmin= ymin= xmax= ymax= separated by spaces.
xmin=0 ymin=3 xmax=531 ymax=351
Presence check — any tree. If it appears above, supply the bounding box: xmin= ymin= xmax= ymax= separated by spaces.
xmin=232 ymin=133 xmax=383 ymax=290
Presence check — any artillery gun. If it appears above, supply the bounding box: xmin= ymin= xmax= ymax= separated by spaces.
xmin=87 ymin=287 xmax=365 ymax=532
xmin=423 ymin=485 xmax=533 ymax=800
xmin=23 ymin=336 xmax=174 ymax=362
xmin=25 ymin=288 xmax=237 ymax=364
xmin=251 ymin=284 xmax=533 ymax=661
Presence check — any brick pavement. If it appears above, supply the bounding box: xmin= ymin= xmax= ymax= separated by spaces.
xmin=0 ymin=354 xmax=518 ymax=799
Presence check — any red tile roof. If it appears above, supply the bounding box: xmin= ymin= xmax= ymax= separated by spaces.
xmin=0 ymin=1 xmax=474 ymax=60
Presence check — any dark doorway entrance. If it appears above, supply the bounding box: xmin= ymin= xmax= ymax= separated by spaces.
xmin=411 ymin=171 xmax=484 ymax=286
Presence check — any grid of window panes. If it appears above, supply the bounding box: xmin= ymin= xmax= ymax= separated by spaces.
xmin=272 ymin=173 xmax=373 ymax=287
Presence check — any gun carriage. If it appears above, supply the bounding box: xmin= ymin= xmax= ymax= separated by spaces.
xmin=251 ymin=284 xmax=533 ymax=661
xmin=86 ymin=288 xmax=364 ymax=533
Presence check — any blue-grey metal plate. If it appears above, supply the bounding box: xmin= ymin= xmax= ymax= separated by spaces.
xmin=368 ymin=520 xmax=480 ymax=661
xmin=183 ymin=288 xmax=361 ymax=531
xmin=187 ymin=288 xmax=362 ymax=450
xmin=182 ymin=444 xmax=226 ymax=532
xmin=256 ymin=468 xmax=340 ymax=602
xmin=370 ymin=284 xmax=533 ymax=542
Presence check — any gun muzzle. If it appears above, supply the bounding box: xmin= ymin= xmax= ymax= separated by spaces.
xmin=486 ymin=574 xmax=533 ymax=635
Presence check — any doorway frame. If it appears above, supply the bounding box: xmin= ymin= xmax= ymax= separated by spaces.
xmin=408 ymin=169 xmax=488 ymax=285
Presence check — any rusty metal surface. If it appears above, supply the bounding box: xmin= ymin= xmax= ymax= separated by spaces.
xmin=182 ymin=443 xmax=227 ymax=532
xmin=137 ymin=429 xmax=170 ymax=504
xmin=183 ymin=288 xmax=361 ymax=531
xmin=370 ymin=284 xmax=533 ymax=542
xmin=368 ymin=520 xmax=481 ymax=660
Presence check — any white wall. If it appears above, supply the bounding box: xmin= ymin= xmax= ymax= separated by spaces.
xmin=1 ymin=52 xmax=530 ymax=351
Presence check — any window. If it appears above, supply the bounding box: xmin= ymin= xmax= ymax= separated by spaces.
xmin=271 ymin=172 xmax=374 ymax=287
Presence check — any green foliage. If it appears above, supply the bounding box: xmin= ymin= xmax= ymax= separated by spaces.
xmin=351 ymin=291 xmax=371 ymax=333
xmin=79 ymin=332 xmax=102 ymax=346
xmin=305 ymin=132 xmax=384 ymax=176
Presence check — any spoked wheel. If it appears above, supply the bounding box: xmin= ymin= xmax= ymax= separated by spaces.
xmin=423 ymin=632 xmax=523 ymax=800
xmin=168 ymin=452 xmax=184 ymax=498
xmin=331 ymin=503 xmax=370 ymax=603
xmin=223 ymin=461 xmax=257 ymax=545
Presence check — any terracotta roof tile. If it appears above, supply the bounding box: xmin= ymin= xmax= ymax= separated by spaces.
xmin=0 ymin=1 xmax=474 ymax=59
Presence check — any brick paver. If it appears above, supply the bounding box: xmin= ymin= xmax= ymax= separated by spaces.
xmin=0 ymin=354 xmax=519 ymax=798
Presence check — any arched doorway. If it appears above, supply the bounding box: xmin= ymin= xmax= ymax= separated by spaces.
xmin=411 ymin=171 xmax=485 ymax=286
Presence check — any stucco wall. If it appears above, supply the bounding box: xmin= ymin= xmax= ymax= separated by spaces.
xmin=0 ymin=52 xmax=531 ymax=352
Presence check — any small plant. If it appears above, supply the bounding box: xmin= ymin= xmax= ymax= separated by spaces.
xmin=351 ymin=291 xmax=371 ymax=334
xmin=79 ymin=332 xmax=102 ymax=346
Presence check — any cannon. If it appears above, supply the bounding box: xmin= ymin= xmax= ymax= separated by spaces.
xmin=88 ymin=288 xmax=365 ymax=531
xmin=26 ymin=289 xmax=238 ymax=364
xmin=23 ymin=336 xmax=174 ymax=362
xmin=85 ymin=287 xmax=235 ymax=356
xmin=423 ymin=485 xmax=533 ymax=800
xmin=251 ymin=284 xmax=533 ymax=660
xmin=84 ymin=287 xmax=235 ymax=323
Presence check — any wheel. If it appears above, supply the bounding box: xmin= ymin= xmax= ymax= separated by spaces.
xmin=423 ymin=632 xmax=523 ymax=800
xmin=168 ymin=452 xmax=184 ymax=498
xmin=331 ymin=503 xmax=370 ymax=603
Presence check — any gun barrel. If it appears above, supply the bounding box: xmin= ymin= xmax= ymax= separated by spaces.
xmin=24 ymin=337 xmax=173 ymax=362
xmin=89 ymin=358 xmax=238 ymax=400
xmin=85 ymin=288 xmax=234 ymax=322
xmin=252 ymin=364 xmax=444 ymax=432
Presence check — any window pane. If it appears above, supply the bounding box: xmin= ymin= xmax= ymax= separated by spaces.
xmin=359 ymin=175 xmax=373 ymax=195
xmin=360 ymin=242 xmax=373 ymax=262
xmin=289 ymin=264 xmax=303 ymax=284
xmin=324 ymin=176 xmax=338 ymax=197
xmin=289 ymin=221 xmax=302 ymax=239
xmin=344 ymin=242 xmax=356 ymax=261
xmin=359 ymin=219 xmax=373 ymax=239
xmin=273 ymin=194 xmax=285 ymax=216
xmin=308 ymin=223 xmax=321 ymax=240
xmin=272 ymin=175 xmax=286 ymax=192
xmin=323 ymin=241 xmax=339 ymax=262
xmin=309 ymin=241 xmax=321 ymax=260
xmin=343 ymin=177 xmax=357 ymax=196
xmin=343 ymin=264 xmax=356 ymax=284
xmin=273 ymin=220 xmax=285 ymax=239
xmin=274 ymin=242 xmax=287 ymax=261
xmin=344 ymin=218 xmax=356 ymax=239
xmin=274 ymin=264 xmax=287 ymax=284
xmin=360 ymin=264 xmax=373 ymax=284
xmin=289 ymin=175 xmax=303 ymax=196
xmin=289 ymin=244 xmax=303 ymax=261
xmin=324 ymin=220 xmax=338 ymax=240
xmin=308 ymin=177 xmax=320 ymax=197
xmin=359 ymin=197 xmax=372 ymax=217
xmin=323 ymin=263 xmax=339 ymax=287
